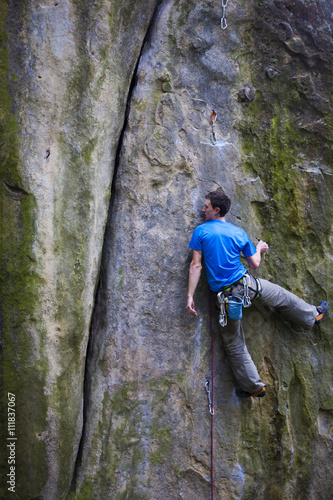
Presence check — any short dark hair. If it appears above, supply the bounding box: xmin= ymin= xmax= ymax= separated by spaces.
xmin=205 ymin=189 xmax=231 ymax=216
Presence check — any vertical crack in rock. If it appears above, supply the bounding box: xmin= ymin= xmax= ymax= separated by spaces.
xmin=68 ymin=1 xmax=164 ymax=494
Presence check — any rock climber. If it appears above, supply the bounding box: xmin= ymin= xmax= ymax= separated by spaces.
xmin=186 ymin=189 xmax=329 ymax=398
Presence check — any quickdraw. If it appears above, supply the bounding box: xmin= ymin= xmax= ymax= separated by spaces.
xmin=221 ymin=0 xmax=228 ymax=30
xmin=205 ymin=380 xmax=214 ymax=415
xmin=211 ymin=110 xmax=217 ymax=145
xmin=242 ymin=274 xmax=252 ymax=308
xmin=217 ymin=292 xmax=227 ymax=327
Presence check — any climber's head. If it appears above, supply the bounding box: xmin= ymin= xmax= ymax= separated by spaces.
xmin=203 ymin=189 xmax=231 ymax=220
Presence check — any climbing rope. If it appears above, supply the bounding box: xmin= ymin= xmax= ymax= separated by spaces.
xmin=207 ymin=293 xmax=215 ymax=500
xmin=221 ymin=0 xmax=228 ymax=29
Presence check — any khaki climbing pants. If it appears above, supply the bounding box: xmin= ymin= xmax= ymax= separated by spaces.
xmin=218 ymin=275 xmax=318 ymax=394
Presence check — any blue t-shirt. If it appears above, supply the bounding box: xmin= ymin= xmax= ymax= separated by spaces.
xmin=189 ymin=220 xmax=256 ymax=292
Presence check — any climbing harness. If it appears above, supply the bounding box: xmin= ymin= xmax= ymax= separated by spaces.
xmin=207 ymin=293 xmax=215 ymax=500
xmin=253 ymin=275 xmax=262 ymax=299
xmin=217 ymin=275 xmax=262 ymax=326
xmin=211 ymin=110 xmax=217 ymax=145
xmin=221 ymin=0 xmax=228 ymax=30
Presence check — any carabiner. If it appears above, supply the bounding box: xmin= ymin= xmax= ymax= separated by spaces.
xmin=211 ymin=110 xmax=217 ymax=123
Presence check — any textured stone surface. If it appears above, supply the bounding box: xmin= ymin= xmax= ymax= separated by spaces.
xmin=1 ymin=0 xmax=333 ymax=499
xmin=0 ymin=0 xmax=157 ymax=498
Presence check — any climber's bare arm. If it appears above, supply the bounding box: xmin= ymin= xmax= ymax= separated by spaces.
xmin=187 ymin=250 xmax=202 ymax=317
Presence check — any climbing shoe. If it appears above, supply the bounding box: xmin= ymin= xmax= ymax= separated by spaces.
xmin=236 ymin=387 xmax=266 ymax=399
xmin=315 ymin=301 xmax=329 ymax=324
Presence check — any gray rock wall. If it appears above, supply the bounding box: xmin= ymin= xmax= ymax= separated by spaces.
xmin=1 ymin=0 xmax=332 ymax=499
xmin=1 ymin=0 xmax=157 ymax=497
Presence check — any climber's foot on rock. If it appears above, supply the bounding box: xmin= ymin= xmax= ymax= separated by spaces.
xmin=236 ymin=387 xmax=266 ymax=398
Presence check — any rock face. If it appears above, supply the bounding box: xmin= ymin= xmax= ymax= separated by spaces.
xmin=1 ymin=0 xmax=333 ymax=499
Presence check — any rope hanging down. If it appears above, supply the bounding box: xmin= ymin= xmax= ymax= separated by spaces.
xmin=207 ymin=293 xmax=215 ymax=500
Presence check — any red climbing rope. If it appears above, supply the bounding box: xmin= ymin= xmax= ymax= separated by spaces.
xmin=208 ymin=292 xmax=214 ymax=500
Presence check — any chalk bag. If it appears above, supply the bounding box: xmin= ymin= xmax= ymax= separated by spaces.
xmin=226 ymin=296 xmax=243 ymax=321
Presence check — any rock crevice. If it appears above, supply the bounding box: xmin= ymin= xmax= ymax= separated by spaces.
xmin=69 ymin=1 xmax=165 ymax=494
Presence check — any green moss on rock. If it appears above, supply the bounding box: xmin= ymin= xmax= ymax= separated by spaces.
xmin=148 ymin=419 xmax=172 ymax=465
xmin=0 ymin=1 xmax=48 ymax=496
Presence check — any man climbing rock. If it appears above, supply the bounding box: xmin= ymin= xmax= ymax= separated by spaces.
xmin=186 ymin=189 xmax=329 ymax=398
